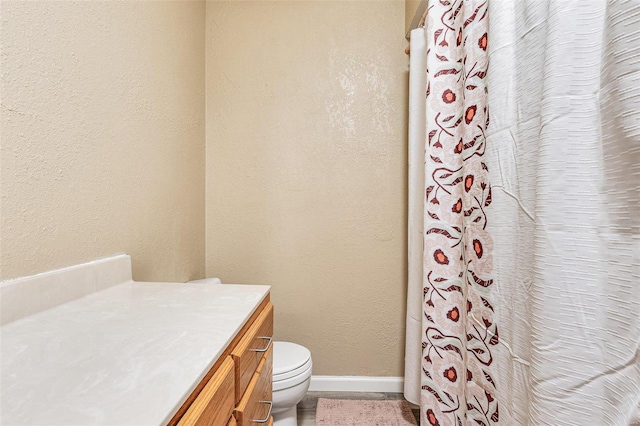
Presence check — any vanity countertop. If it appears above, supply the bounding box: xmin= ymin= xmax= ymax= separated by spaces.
xmin=0 ymin=281 xmax=270 ymax=425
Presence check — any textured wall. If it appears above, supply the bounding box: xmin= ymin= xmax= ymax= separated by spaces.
xmin=206 ymin=1 xmax=408 ymax=376
xmin=0 ymin=1 xmax=206 ymax=281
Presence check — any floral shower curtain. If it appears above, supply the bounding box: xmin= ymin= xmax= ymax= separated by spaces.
xmin=405 ymin=1 xmax=640 ymax=425
xmin=421 ymin=0 xmax=498 ymax=424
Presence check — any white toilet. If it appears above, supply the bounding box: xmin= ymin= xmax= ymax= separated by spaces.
xmin=188 ymin=278 xmax=312 ymax=426
xmin=272 ymin=341 xmax=312 ymax=426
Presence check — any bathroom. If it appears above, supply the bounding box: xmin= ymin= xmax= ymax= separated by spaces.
xmin=1 ymin=0 xmax=639 ymax=425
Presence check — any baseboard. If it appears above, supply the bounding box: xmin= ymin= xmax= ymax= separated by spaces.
xmin=309 ymin=376 xmax=404 ymax=393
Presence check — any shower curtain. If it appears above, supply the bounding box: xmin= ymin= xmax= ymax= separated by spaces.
xmin=404 ymin=1 xmax=640 ymax=425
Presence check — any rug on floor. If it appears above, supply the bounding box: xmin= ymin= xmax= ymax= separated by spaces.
xmin=315 ymin=398 xmax=418 ymax=426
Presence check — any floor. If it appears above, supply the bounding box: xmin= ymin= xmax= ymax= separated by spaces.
xmin=296 ymin=391 xmax=420 ymax=425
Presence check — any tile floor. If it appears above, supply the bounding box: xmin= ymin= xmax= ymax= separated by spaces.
xmin=296 ymin=391 xmax=420 ymax=425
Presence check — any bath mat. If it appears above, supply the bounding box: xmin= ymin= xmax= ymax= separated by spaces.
xmin=315 ymin=398 xmax=418 ymax=426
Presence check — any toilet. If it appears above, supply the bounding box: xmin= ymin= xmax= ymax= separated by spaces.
xmin=188 ymin=278 xmax=312 ymax=426
xmin=272 ymin=341 xmax=312 ymax=426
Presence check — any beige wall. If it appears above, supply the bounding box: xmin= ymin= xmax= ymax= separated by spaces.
xmin=1 ymin=0 xmax=409 ymax=376
xmin=0 ymin=1 xmax=206 ymax=282
xmin=206 ymin=1 xmax=408 ymax=376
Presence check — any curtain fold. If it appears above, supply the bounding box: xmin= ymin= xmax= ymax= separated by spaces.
xmin=406 ymin=0 xmax=640 ymax=424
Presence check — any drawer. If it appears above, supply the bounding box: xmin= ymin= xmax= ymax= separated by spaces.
xmin=234 ymin=344 xmax=273 ymax=426
xmin=178 ymin=357 xmax=235 ymax=426
xmin=231 ymin=302 xmax=273 ymax=403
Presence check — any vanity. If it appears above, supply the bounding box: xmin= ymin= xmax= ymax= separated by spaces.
xmin=0 ymin=255 xmax=273 ymax=425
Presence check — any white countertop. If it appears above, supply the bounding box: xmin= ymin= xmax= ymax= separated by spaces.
xmin=0 ymin=281 xmax=270 ymax=425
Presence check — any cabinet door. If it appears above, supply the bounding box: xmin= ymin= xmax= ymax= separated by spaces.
xmin=178 ymin=357 xmax=235 ymax=426
xmin=231 ymin=303 xmax=273 ymax=403
xmin=234 ymin=345 xmax=273 ymax=426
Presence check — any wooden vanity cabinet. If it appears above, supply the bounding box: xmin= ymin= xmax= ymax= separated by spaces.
xmin=171 ymin=298 xmax=274 ymax=426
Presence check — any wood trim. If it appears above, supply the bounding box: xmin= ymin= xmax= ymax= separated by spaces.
xmin=231 ymin=303 xmax=273 ymax=403
xmin=167 ymin=295 xmax=271 ymax=426
xmin=233 ymin=345 xmax=273 ymax=426
xmin=178 ymin=357 xmax=235 ymax=426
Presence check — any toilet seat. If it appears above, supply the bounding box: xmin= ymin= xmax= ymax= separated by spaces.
xmin=273 ymin=359 xmax=312 ymax=391
xmin=274 ymin=357 xmax=312 ymax=381
xmin=273 ymin=342 xmax=312 ymax=390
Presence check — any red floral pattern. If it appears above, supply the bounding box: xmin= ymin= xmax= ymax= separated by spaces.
xmin=422 ymin=1 xmax=499 ymax=425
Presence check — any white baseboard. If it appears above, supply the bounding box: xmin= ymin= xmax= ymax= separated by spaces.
xmin=308 ymin=376 xmax=404 ymax=393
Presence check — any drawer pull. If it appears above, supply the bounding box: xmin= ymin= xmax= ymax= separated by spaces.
xmin=252 ymin=401 xmax=273 ymax=423
xmin=249 ymin=336 xmax=273 ymax=353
